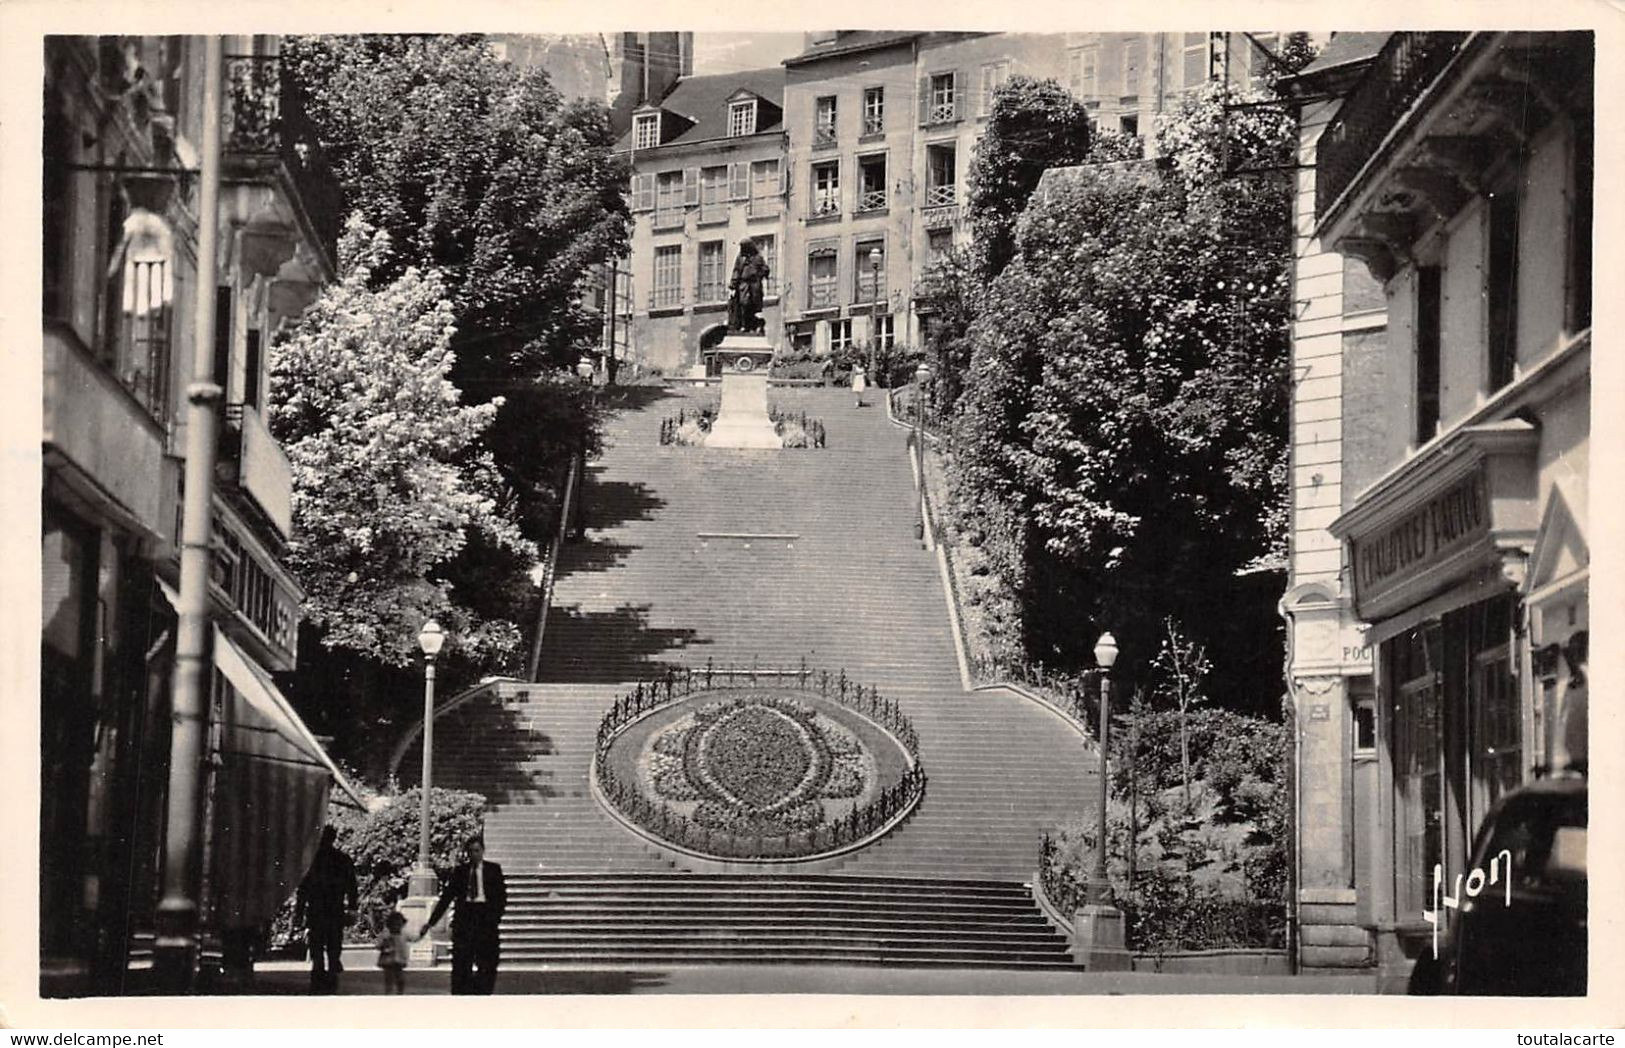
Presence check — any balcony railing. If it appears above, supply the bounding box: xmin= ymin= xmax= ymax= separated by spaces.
xmin=928 ymin=100 xmax=958 ymax=124
xmin=697 ymin=202 xmax=730 ymax=226
xmin=856 ymin=188 xmax=887 ymax=212
xmin=747 ymin=195 xmax=783 ymax=219
xmin=924 ymin=183 xmax=956 ymax=208
xmin=1315 ymin=32 xmax=1471 ymax=225
xmin=807 ymin=283 xmax=839 ymax=311
xmin=810 ymin=197 xmax=841 ymax=220
xmin=695 ymin=280 xmax=727 ymax=305
xmin=653 ymin=208 xmax=686 ymax=231
xmin=862 ymin=115 xmax=884 ymax=136
xmin=223 ymin=55 xmax=342 ymax=265
xmin=649 ymin=286 xmax=684 ymax=310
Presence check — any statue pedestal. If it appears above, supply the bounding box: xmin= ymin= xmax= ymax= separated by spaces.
xmin=706 ymin=335 xmax=780 ymax=449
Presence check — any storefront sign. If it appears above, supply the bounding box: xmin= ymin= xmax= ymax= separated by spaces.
xmin=1352 ymin=469 xmax=1488 ymax=605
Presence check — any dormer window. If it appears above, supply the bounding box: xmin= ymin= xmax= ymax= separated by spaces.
xmin=729 ymin=99 xmax=757 ymax=137
xmin=634 ymin=112 xmax=660 ymax=150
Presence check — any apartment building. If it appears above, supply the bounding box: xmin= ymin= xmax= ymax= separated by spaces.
xmin=1285 ymin=32 xmax=1592 ymax=987
xmin=1063 ymin=31 xmax=1290 ymax=138
xmin=42 ymin=35 xmax=355 ymax=992
xmin=622 ymin=68 xmax=789 ymax=375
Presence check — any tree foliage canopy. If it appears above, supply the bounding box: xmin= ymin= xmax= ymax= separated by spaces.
xmin=270 ymin=219 xmax=535 ymax=667
xmin=947 ymin=82 xmax=1296 ymax=707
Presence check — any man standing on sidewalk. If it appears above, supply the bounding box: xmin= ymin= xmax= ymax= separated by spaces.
xmin=296 ymin=825 xmax=359 ymax=994
xmin=419 ymin=836 xmax=506 ymax=994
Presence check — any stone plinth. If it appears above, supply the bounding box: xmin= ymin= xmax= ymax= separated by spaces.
xmin=1075 ymin=903 xmax=1133 ymax=971
xmin=706 ymin=334 xmax=780 ymax=449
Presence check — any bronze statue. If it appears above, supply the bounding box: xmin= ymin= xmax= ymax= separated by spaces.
xmin=728 ymin=238 xmax=770 ymax=334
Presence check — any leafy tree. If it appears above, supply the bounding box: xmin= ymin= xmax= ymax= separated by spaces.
xmin=282 ymin=34 xmax=625 ymax=529
xmin=968 ymin=76 xmax=1092 ymax=281
xmin=948 ymin=81 xmax=1295 ymax=707
xmin=270 ymin=218 xmax=536 ymax=670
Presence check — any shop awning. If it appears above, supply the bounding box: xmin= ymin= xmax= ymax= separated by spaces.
xmin=157 ymin=580 xmax=364 ymax=928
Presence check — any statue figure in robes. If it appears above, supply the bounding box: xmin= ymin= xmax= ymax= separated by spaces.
xmin=728 ymin=238 xmax=770 ymax=334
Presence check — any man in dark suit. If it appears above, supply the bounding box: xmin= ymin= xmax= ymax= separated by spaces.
xmin=419 ymin=835 xmax=506 ymax=994
xmin=296 ymin=825 xmax=359 ymax=994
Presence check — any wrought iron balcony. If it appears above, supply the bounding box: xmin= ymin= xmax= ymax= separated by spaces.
xmin=809 ymin=197 xmax=841 ymax=220
xmin=695 ymin=280 xmax=727 ymax=305
xmin=928 ymin=100 xmax=958 ymax=125
xmin=1315 ymin=32 xmax=1471 ymax=227
xmin=856 ymin=188 xmax=887 ymax=213
xmin=924 ymin=183 xmax=956 ymax=209
xmin=697 ymin=203 xmax=731 ymax=226
xmin=222 ymin=55 xmax=343 ymax=267
xmin=652 ymin=208 xmax=686 ymax=231
xmin=807 ymin=283 xmax=839 ymax=311
xmin=649 ymin=286 xmax=684 ymax=310
xmin=813 ymin=126 xmax=838 ymax=150
xmin=862 ymin=115 xmax=884 ymax=136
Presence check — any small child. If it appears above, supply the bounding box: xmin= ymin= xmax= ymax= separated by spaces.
xmin=376 ymin=911 xmax=411 ymax=994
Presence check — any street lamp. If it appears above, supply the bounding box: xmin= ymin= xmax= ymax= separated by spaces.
xmin=868 ymin=246 xmax=883 ymax=382
xmin=913 ymin=362 xmax=930 ymax=543
xmin=1090 ymin=631 xmax=1118 ymax=906
xmin=575 ymin=356 xmax=595 ymax=540
xmin=408 ymin=619 xmax=445 ymax=898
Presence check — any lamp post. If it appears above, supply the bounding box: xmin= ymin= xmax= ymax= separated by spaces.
xmin=868 ymin=246 xmax=882 ymax=382
xmin=408 ymin=619 xmax=445 ymax=899
xmin=913 ymin=362 xmax=930 ymax=543
xmin=1091 ymin=631 xmax=1118 ymax=905
xmin=574 ymin=355 xmax=594 ymax=540
xmin=1074 ymin=629 xmax=1131 ymax=970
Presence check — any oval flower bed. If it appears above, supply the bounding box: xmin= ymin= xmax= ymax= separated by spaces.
xmin=597 ymin=685 xmax=918 ymax=860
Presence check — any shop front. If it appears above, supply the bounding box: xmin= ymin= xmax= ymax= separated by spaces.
xmin=1330 ymin=411 xmax=1586 ymax=981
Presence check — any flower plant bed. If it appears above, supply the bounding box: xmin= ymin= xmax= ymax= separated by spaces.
xmin=596 ymin=679 xmax=920 ymax=861
xmin=659 ymin=403 xmax=826 ymax=448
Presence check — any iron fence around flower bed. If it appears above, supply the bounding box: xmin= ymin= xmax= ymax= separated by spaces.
xmin=592 ymin=659 xmax=925 ymax=860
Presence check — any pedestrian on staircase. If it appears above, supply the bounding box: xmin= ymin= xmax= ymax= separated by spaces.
xmin=418 ymin=835 xmax=506 ymax=994
xmin=852 ymin=363 xmax=867 ymax=408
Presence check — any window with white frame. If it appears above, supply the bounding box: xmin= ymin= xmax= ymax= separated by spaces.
xmin=811 ymin=160 xmax=840 ymax=216
xmin=857 ymin=153 xmax=887 ymax=211
xmin=863 ymin=86 xmax=885 ymax=134
xmin=729 ymin=99 xmax=757 ymax=137
xmin=929 ymin=73 xmax=957 ymax=123
xmin=830 ymin=318 xmax=854 ymax=351
xmin=655 ymin=170 xmax=684 ymax=213
xmin=652 ymin=244 xmax=682 ymax=308
xmin=697 ymin=240 xmax=726 ymax=303
xmin=699 ymin=165 xmax=728 ymax=221
xmin=751 ymin=158 xmax=780 ymax=198
xmin=815 ymin=95 xmax=837 ymax=146
xmin=874 ymin=313 xmax=895 ymax=350
xmin=925 ymin=142 xmax=956 ymax=207
xmin=980 ymin=60 xmax=1012 ymax=116
xmin=634 ymin=112 xmax=660 ymax=150
xmin=807 ymin=249 xmax=838 ymax=310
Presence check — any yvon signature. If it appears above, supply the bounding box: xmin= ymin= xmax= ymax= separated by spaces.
xmin=1423 ymin=849 xmax=1512 ymax=958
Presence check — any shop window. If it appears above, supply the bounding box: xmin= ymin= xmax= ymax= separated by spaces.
xmin=1486 ymin=183 xmax=1521 ymax=392
xmin=1390 ymin=624 xmax=1444 ymax=921
xmin=830 ymin=318 xmax=854 ymax=352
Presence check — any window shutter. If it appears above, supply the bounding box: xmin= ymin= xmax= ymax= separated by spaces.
xmin=729 ymin=162 xmax=748 ymax=200
xmin=682 ymin=168 xmax=700 ymax=206
xmin=633 ymin=173 xmax=655 ymax=212
xmin=779 ymin=163 xmax=790 ymax=196
xmin=919 ymin=76 xmax=932 ymax=125
xmin=952 ymin=70 xmax=966 ymax=119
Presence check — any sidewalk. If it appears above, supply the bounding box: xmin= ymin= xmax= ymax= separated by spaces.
xmin=246 ymin=961 xmax=1378 ymax=996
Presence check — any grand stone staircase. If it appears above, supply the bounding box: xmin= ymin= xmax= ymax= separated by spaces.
xmin=400 ymin=385 xmax=1094 ymax=968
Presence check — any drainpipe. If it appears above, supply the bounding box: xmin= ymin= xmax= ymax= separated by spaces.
xmin=154 ymin=35 xmax=223 ymax=994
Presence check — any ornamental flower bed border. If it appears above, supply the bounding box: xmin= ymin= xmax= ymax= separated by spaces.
xmin=592 ymin=659 xmax=925 ymax=862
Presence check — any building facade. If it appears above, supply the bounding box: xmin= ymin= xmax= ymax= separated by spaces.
xmin=622 ymin=68 xmax=789 ymax=375
xmin=42 ymin=35 xmax=355 ymax=992
xmin=1285 ymin=31 xmax=1592 ymax=987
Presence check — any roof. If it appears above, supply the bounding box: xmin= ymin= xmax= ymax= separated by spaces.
xmin=617 ymin=66 xmax=785 ymax=151
xmin=1292 ymin=32 xmax=1390 ymax=80
xmin=784 ymin=31 xmax=921 ymax=67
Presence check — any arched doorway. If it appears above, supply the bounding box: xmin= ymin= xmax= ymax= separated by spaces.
xmin=697 ymin=322 xmax=728 ymax=377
